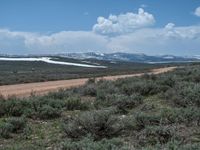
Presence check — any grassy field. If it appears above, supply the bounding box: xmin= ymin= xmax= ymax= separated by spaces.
xmin=0 ymin=63 xmax=200 ymax=149
xmin=0 ymin=57 xmax=177 ymax=85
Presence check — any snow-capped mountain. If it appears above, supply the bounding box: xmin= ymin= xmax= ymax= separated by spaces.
xmin=192 ymin=55 xmax=200 ymax=60
xmin=1 ymin=52 xmax=199 ymax=63
xmin=59 ymin=52 xmax=199 ymax=63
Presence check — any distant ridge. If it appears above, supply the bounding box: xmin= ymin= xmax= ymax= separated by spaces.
xmin=1 ymin=52 xmax=199 ymax=64
xmin=58 ymin=52 xmax=200 ymax=63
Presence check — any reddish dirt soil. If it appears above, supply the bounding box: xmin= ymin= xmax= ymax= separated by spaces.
xmin=0 ymin=67 xmax=176 ymax=98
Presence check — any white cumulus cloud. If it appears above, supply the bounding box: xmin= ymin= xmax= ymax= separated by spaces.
xmin=93 ymin=8 xmax=155 ymax=35
xmin=107 ymin=25 xmax=200 ymax=55
xmin=1 ymin=24 xmax=200 ymax=56
xmin=1 ymin=9 xmax=200 ymax=56
xmin=194 ymin=6 xmax=200 ymax=17
xmin=165 ymin=23 xmax=175 ymax=30
xmin=0 ymin=29 xmax=109 ymax=54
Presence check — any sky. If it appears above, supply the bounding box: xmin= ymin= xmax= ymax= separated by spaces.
xmin=0 ymin=0 xmax=200 ymax=56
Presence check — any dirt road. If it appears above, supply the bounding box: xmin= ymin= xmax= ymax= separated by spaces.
xmin=0 ymin=67 xmax=176 ymax=98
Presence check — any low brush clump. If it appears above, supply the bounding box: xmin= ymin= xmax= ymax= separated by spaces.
xmin=0 ymin=117 xmax=27 ymax=138
xmin=63 ymin=109 xmax=123 ymax=140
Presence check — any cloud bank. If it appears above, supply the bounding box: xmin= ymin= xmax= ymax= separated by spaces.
xmin=194 ymin=6 xmax=200 ymax=17
xmin=0 ymin=8 xmax=200 ymax=56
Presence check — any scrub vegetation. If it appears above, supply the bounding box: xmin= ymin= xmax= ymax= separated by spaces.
xmin=0 ymin=63 xmax=200 ymax=150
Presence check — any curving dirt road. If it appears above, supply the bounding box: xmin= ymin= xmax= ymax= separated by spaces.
xmin=0 ymin=67 xmax=176 ymax=98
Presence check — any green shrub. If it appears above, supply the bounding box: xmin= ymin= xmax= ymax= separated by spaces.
xmin=46 ymin=89 xmax=71 ymax=99
xmin=0 ymin=98 xmax=32 ymax=117
xmin=142 ymin=74 xmax=157 ymax=81
xmin=63 ymin=109 xmax=123 ymax=140
xmin=148 ymin=140 xmax=200 ymax=150
xmin=2 ymin=97 xmax=32 ymax=117
xmin=0 ymin=95 xmax=89 ymax=119
xmin=1 ymin=144 xmax=43 ymax=150
xmin=121 ymin=116 xmax=138 ymax=132
xmin=121 ymin=81 xmax=159 ymax=96
xmin=96 ymin=89 xmax=107 ymax=102
xmin=37 ymin=105 xmax=61 ymax=120
xmin=0 ymin=99 xmax=6 ymax=117
xmin=137 ymin=126 xmax=174 ymax=146
xmin=97 ymin=80 xmax=119 ymax=95
xmin=6 ymin=117 xmax=26 ymax=133
xmin=31 ymin=97 xmax=65 ymax=110
xmin=0 ymin=122 xmax=14 ymax=138
xmin=156 ymin=75 xmax=176 ymax=88
xmin=95 ymin=94 xmax=143 ymax=113
xmin=135 ymin=113 xmax=161 ymax=130
xmin=164 ymin=82 xmax=200 ymax=107
xmin=175 ymin=66 xmax=200 ymax=83
xmin=0 ymin=117 xmax=26 ymax=138
xmin=160 ymin=107 xmax=200 ymax=126
xmin=14 ymin=97 xmax=65 ymax=119
xmin=62 ymin=136 xmax=126 ymax=150
xmin=114 ymin=94 xmax=143 ymax=112
xmin=65 ymin=97 xmax=90 ymax=111
xmin=80 ymin=84 xmax=97 ymax=96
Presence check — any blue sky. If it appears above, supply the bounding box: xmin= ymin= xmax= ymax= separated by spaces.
xmin=0 ymin=0 xmax=200 ymax=55
xmin=0 ymin=0 xmax=199 ymax=32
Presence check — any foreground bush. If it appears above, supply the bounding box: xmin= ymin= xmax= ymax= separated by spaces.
xmin=135 ymin=113 xmax=161 ymax=130
xmin=80 ymin=83 xmax=97 ymax=96
xmin=137 ymin=126 xmax=174 ymax=146
xmin=63 ymin=109 xmax=123 ymax=140
xmin=65 ymin=97 xmax=90 ymax=111
xmin=0 ymin=117 xmax=26 ymax=138
xmin=160 ymin=107 xmax=200 ymax=126
xmin=36 ymin=105 xmax=61 ymax=120
xmin=95 ymin=94 xmax=143 ymax=114
xmin=143 ymin=140 xmax=200 ymax=150
xmin=121 ymin=80 xmax=160 ymax=96
xmin=0 ymin=97 xmax=32 ymax=117
xmin=62 ymin=136 xmax=127 ymax=150
xmin=45 ymin=89 xmax=71 ymax=99
xmin=96 ymin=80 xmax=119 ymax=97
xmin=0 ymin=95 xmax=90 ymax=120
xmin=134 ymin=107 xmax=200 ymax=128
xmin=164 ymin=82 xmax=200 ymax=107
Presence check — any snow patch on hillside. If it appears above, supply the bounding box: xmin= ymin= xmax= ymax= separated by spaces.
xmin=0 ymin=57 xmax=107 ymax=68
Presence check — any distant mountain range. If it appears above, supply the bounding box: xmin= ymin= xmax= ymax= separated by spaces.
xmin=58 ymin=52 xmax=200 ymax=64
xmin=1 ymin=52 xmax=200 ymax=64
